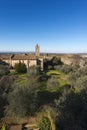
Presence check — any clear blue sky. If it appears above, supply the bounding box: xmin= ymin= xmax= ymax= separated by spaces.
xmin=0 ymin=0 xmax=87 ymax=53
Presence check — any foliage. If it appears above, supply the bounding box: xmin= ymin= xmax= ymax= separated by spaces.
xmin=38 ymin=116 xmax=52 ymax=130
xmin=0 ymin=124 xmax=6 ymax=130
xmin=46 ymin=70 xmax=67 ymax=86
xmin=47 ymin=77 xmax=60 ymax=91
xmin=27 ymin=66 xmax=40 ymax=76
xmin=15 ymin=74 xmax=27 ymax=86
xmin=46 ymin=70 xmax=60 ymax=76
xmin=0 ymin=95 xmax=7 ymax=118
xmin=0 ymin=65 xmax=10 ymax=76
xmin=37 ymin=105 xmax=56 ymax=130
xmin=14 ymin=62 xmax=27 ymax=74
xmin=1 ymin=61 xmax=87 ymax=130
xmin=67 ymin=72 xmax=77 ymax=87
xmin=5 ymin=84 xmax=38 ymax=117
xmin=51 ymin=56 xmax=63 ymax=68
xmin=43 ymin=57 xmax=63 ymax=71
xmin=55 ymin=64 xmax=73 ymax=74
xmin=27 ymin=66 xmax=40 ymax=90
xmin=0 ymin=75 xmax=16 ymax=95
xmin=0 ymin=59 xmax=9 ymax=65
xmin=0 ymin=75 xmax=16 ymax=118
xmin=5 ymin=66 xmax=40 ymax=117
xmin=67 ymin=65 xmax=87 ymax=89
xmin=75 ymin=75 xmax=87 ymax=91
xmin=54 ymin=88 xmax=87 ymax=130
xmin=53 ymin=65 xmax=87 ymax=129
xmin=43 ymin=59 xmax=52 ymax=71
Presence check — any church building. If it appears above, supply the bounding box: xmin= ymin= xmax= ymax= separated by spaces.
xmin=0 ymin=44 xmax=43 ymax=70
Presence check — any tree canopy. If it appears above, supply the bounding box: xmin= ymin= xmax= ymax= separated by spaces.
xmin=14 ymin=62 xmax=27 ymax=74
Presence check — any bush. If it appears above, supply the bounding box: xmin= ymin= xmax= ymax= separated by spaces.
xmin=55 ymin=65 xmax=73 ymax=74
xmin=55 ymin=89 xmax=87 ymax=130
xmin=47 ymin=77 xmax=60 ymax=90
xmin=38 ymin=116 xmax=52 ymax=130
xmin=0 ymin=124 xmax=6 ymax=130
xmin=5 ymin=66 xmax=40 ymax=117
xmin=0 ymin=65 xmax=10 ymax=76
xmin=14 ymin=62 xmax=27 ymax=74
xmin=51 ymin=56 xmax=63 ymax=66
xmin=5 ymin=83 xmax=38 ymax=117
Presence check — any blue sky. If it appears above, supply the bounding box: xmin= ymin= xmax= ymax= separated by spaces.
xmin=0 ymin=0 xmax=87 ymax=53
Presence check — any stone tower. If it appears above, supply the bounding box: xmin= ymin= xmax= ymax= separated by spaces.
xmin=35 ymin=44 xmax=40 ymax=56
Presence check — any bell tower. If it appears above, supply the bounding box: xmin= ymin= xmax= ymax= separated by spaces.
xmin=35 ymin=44 xmax=40 ymax=56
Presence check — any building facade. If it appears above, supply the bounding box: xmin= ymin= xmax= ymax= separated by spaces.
xmin=0 ymin=45 xmax=43 ymax=70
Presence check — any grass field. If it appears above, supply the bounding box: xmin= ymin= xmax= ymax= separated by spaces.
xmin=15 ymin=74 xmax=27 ymax=86
xmin=46 ymin=70 xmax=67 ymax=86
xmin=14 ymin=69 xmax=68 ymax=91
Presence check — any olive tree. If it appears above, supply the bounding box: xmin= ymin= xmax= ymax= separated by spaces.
xmin=14 ymin=62 xmax=27 ymax=74
xmin=47 ymin=77 xmax=60 ymax=91
xmin=5 ymin=66 xmax=40 ymax=117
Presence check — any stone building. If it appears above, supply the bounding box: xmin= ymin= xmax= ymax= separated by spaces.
xmin=0 ymin=45 xmax=43 ymax=70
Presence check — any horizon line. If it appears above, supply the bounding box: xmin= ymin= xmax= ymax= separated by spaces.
xmin=0 ymin=51 xmax=87 ymax=55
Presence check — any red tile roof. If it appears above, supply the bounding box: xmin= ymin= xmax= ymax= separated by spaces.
xmin=0 ymin=54 xmax=43 ymax=60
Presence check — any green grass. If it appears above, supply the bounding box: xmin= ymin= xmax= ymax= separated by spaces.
xmin=46 ymin=70 xmax=60 ymax=76
xmin=9 ymin=69 xmax=17 ymax=75
xmin=15 ymin=74 xmax=27 ymax=86
xmin=46 ymin=70 xmax=67 ymax=86
xmin=37 ymin=70 xmax=68 ymax=105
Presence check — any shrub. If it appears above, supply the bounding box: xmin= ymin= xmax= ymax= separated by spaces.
xmin=0 ymin=65 xmax=10 ymax=76
xmin=14 ymin=62 xmax=27 ymax=74
xmin=47 ymin=77 xmax=60 ymax=90
xmin=0 ymin=124 xmax=6 ymax=130
xmin=38 ymin=116 xmax=52 ymax=130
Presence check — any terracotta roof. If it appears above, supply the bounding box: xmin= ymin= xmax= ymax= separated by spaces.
xmin=0 ymin=55 xmax=10 ymax=60
xmin=12 ymin=54 xmax=43 ymax=60
xmin=0 ymin=54 xmax=43 ymax=60
xmin=12 ymin=54 xmax=36 ymax=60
